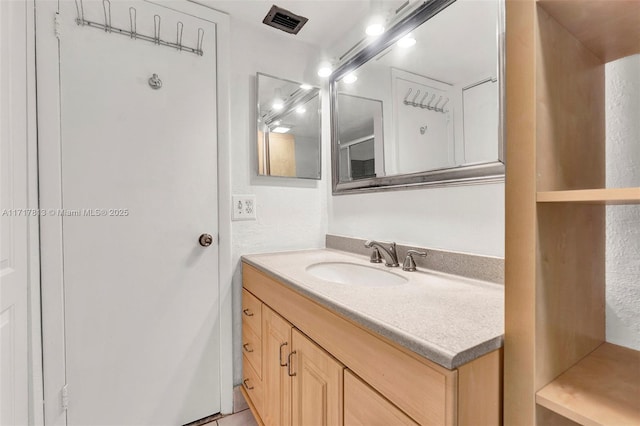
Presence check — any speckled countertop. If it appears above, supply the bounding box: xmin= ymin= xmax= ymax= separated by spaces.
xmin=242 ymin=248 xmax=504 ymax=370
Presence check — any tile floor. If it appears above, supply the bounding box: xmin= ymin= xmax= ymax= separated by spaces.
xmin=202 ymin=387 xmax=258 ymax=426
xmin=210 ymin=409 xmax=258 ymax=426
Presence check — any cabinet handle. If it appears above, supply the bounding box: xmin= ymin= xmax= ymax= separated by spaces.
xmin=287 ymin=351 xmax=297 ymax=377
xmin=243 ymin=343 xmax=253 ymax=353
xmin=243 ymin=379 xmax=254 ymax=390
xmin=279 ymin=342 xmax=289 ymax=367
xmin=243 ymin=308 xmax=254 ymax=317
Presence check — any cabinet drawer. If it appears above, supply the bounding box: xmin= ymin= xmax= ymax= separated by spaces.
xmin=242 ymin=322 xmax=262 ymax=378
xmin=242 ymin=354 xmax=264 ymax=419
xmin=242 ymin=288 xmax=262 ymax=336
xmin=345 ymin=370 xmax=418 ymax=426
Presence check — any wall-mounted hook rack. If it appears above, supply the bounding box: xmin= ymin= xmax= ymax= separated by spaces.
xmin=74 ymin=0 xmax=205 ymax=56
xmin=402 ymin=87 xmax=449 ymax=114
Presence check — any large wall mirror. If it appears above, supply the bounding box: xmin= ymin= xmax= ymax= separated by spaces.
xmin=257 ymin=73 xmax=321 ymax=180
xmin=330 ymin=0 xmax=504 ymax=193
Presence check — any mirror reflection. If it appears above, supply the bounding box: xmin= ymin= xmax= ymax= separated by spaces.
xmin=332 ymin=0 xmax=503 ymax=190
xmin=257 ymin=73 xmax=321 ymax=179
xmin=337 ymin=94 xmax=383 ymax=181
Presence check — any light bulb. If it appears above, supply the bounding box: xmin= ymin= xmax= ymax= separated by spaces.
xmin=343 ymin=73 xmax=358 ymax=84
xmin=365 ymin=23 xmax=385 ymax=37
xmin=300 ymin=84 xmax=313 ymax=90
xmin=397 ymin=35 xmax=416 ymax=48
xmin=317 ymin=66 xmax=333 ymax=77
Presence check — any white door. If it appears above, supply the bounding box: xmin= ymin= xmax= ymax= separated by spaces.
xmin=57 ymin=1 xmax=220 ymax=424
xmin=0 ymin=0 xmax=30 ymax=425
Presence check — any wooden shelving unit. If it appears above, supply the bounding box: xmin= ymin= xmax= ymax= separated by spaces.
xmin=537 ymin=188 xmax=640 ymax=204
xmin=536 ymin=343 xmax=640 ymax=425
xmin=505 ymin=0 xmax=640 ymax=424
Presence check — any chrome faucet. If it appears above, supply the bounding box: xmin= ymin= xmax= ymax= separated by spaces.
xmin=364 ymin=240 xmax=399 ymax=267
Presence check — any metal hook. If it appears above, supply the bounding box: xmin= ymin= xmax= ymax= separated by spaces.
xmin=403 ymin=88 xmax=413 ymax=105
xmin=153 ymin=15 xmax=161 ymax=44
xmin=196 ymin=28 xmax=205 ymax=55
xmin=411 ymin=89 xmax=421 ymax=106
xmin=74 ymin=0 xmax=85 ymax=25
xmin=426 ymin=94 xmax=436 ymax=110
xmin=433 ymin=96 xmax=443 ymax=111
xmin=102 ymin=0 xmax=112 ymax=32
xmin=148 ymin=73 xmax=162 ymax=90
xmin=419 ymin=92 xmax=429 ymax=108
xmin=129 ymin=7 xmax=137 ymax=39
xmin=176 ymin=22 xmax=184 ymax=51
xmin=440 ymin=97 xmax=450 ymax=113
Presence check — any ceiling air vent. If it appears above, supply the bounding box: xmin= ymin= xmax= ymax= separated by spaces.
xmin=262 ymin=5 xmax=309 ymax=35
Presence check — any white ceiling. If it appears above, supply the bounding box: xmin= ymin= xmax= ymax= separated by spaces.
xmin=199 ymin=0 xmax=406 ymax=49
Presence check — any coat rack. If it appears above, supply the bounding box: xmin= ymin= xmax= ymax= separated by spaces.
xmin=74 ymin=0 xmax=205 ymax=56
xmin=403 ymin=88 xmax=449 ymax=113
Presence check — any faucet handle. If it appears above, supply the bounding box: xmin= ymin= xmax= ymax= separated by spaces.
xmin=402 ymin=250 xmax=428 ymax=272
xmin=369 ymin=247 xmax=383 ymax=263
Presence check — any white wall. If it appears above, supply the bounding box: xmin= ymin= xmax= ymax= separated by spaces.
xmin=228 ymin=20 xmax=327 ymax=384
xmin=328 ymin=183 xmax=504 ymax=257
xmin=605 ymin=54 xmax=640 ymax=350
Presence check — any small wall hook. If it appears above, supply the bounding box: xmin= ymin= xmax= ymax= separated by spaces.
xmin=403 ymin=88 xmax=413 ymax=105
xmin=148 ymin=73 xmax=162 ymax=90
xmin=411 ymin=89 xmax=421 ymax=106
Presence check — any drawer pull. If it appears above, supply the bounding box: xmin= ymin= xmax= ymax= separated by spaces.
xmin=287 ymin=351 xmax=297 ymax=377
xmin=243 ymin=343 xmax=254 ymax=353
xmin=243 ymin=378 xmax=254 ymax=390
xmin=243 ymin=308 xmax=254 ymax=317
xmin=279 ymin=342 xmax=289 ymax=367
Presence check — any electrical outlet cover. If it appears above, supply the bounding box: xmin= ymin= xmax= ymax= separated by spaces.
xmin=232 ymin=195 xmax=257 ymax=221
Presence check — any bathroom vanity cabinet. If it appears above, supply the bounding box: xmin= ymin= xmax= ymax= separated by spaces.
xmin=241 ymin=262 xmax=502 ymax=426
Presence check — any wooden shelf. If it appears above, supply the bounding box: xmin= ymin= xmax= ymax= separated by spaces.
xmin=536 ymin=343 xmax=640 ymax=425
xmin=537 ymin=187 xmax=640 ymax=204
xmin=537 ymin=0 xmax=640 ymax=63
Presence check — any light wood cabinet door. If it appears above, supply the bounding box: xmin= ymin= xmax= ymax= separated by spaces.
xmin=262 ymin=305 xmax=293 ymax=426
xmin=291 ymin=329 xmax=344 ymax=426
xmin=344 ymin=370 xmax=418 ymax=426
xmin=243 ymin=354 xmax=264 ymax=419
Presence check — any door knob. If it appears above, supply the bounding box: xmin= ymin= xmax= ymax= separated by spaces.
xmin=199 ymin=233 xmax=213 ymax=247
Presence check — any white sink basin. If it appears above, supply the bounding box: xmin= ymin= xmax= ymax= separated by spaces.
xmin=305 ymin=262 xmax=408 ymax=287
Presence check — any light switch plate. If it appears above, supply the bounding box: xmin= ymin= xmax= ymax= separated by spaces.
xmin=232 ymin=195 xmax=256 ymax=221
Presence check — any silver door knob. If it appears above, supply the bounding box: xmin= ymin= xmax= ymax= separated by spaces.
xmin=199 ymin=233 xmax=213 ymax=247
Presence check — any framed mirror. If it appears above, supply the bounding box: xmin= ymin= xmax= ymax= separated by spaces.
xmin=330 ymin=0 xmax=504 ymax=193
xmin=257 ymin=73 xmax=321 ymax=180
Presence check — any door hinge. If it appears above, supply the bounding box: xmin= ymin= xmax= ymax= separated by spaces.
xmin=61 ymin=384 xmax=69 ymax=410
xmin=54 ymin=12 xmax=61 ymax=39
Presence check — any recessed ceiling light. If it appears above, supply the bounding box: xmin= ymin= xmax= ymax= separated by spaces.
xmin=296 ymin=106 xmax=306 ymax=114
xmin=272 ymin=126 xmax=291 ymax=133
xmin=365 ymin=23 xmax=385 ymax=37
xmin=317 ymin=66 xmax=333 ymax=77
xmin=300 ymin=84 xmax=313 ymax=90
xmin=272 ymin=101 xmax=284 ymax=110
xmin=397 ymin=35 xmax=416 ymax=48
xmin=343 ymin=73 xmax=358 ymax=84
